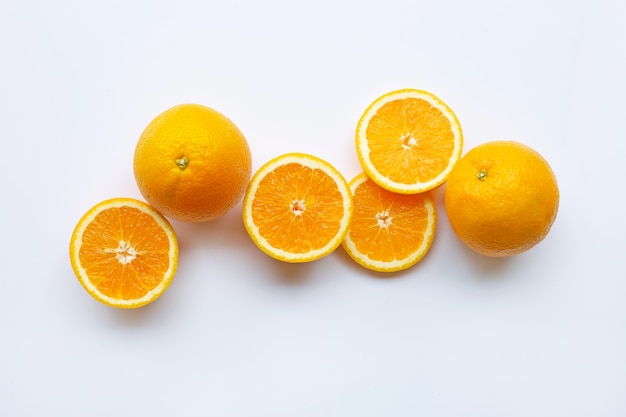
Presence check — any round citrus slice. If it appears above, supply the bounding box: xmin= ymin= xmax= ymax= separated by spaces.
xmin=356 ymin=88 xmax=463 ymax=194
xmin=69 ymin=197 xmax=179 ymax=308
xmin=243 ymin=153 xmax=353 ymax=263
xmin=342 ymin=173 xmax=437 ymax=272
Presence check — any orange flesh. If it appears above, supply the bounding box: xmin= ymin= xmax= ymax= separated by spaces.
xmin=366 ymin=98 xmax=455 ymax=185
xmin=251 ymin=163 xmax=344 ymax=254
xmin=78 ymin=206 xmax=172 ymax=300
xmin=350 ymin=178 xmax=432 ymax=262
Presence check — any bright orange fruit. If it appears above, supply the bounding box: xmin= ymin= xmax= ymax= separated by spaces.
xmin=69 ymin=198 xmax=178 ymax=308
xmin=342 ymin=173 xmax=437 ymax=272
xmin=133 ymin=103 xmax=252 ymax=222
xmin=356 ymin=89 xmax=463 ymax=194
xmin=444 ymin=141 xmax=559 ymax=257
xmin=243 ymin=153 xmax=353 ymax=263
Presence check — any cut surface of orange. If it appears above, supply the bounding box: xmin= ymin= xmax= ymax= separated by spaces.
xmin=243 ymin=153 xmax=353 ymax=263
xmin=69 ymin=198 xmax=178 ymax=308
xmin=342 ymin=173 xmax=437 ymax=272
xmin=356 ymin=89 xmax=463 ymax=194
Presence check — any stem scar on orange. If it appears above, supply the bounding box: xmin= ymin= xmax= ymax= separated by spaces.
xmin=342 ymin=173 xmax=437 ymax=272
xmin=444 ymin=141 xmax=559 ymax=257
xmin=133 ymin=103 xmax=252 ymax=222
xmin=69 ymin=198 xmax=179 ymax=308
xmin=243 ymin=153 xmax=353 ymax=263
xmin=356 ymin=89 xmax=463 ymax=194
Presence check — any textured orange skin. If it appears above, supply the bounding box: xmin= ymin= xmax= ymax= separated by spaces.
xmin=134 ymin=104 xmax=252 ymax=222
xmin=444 ymin=141 xmax=559 ymax=257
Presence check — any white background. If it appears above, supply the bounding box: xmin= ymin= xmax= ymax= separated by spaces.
xmin=1 ymin=0 xmax=625 ymax=416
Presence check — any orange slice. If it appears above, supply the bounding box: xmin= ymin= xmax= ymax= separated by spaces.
xmin=69 ymin=198 xmax=179 ymax=308
xmin=243 ymin=153 xmax=353 ymax=263
xmin=342 ymin=173 xmax=437 ymax=272
xmin=356 ymin=89 xmax=463 ymax=194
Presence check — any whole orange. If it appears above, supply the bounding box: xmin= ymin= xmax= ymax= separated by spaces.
xmin=134 ymin=104 xmax=252 ymax=222
xmin=444 ymin=141 xmax=559 ymax=257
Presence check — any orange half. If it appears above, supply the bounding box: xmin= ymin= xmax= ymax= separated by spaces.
xmin=243 ymin=153 xmax=353 ymax=263
xmin=69 ymin=198 xmax=178 ymax=308
xmin=356 ymin=89 xmax=463 ymax=194
xmin=342 ymin=173 xmax=437 ymax=272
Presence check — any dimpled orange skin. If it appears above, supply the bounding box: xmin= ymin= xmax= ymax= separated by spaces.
xmin=444 ymin=141 xmax=559 ymax=257
xmin=134 ymin=104 xmax=252 ymax=222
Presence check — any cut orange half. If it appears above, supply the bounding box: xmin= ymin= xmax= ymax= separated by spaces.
xmin=69 ymin=198 xmax=179 ymax=308
xmin=356 ymin=89 xmax=463 ymax=194
xmin=342 ymin=173 xmax=437 ymax=272
xmin=243 ymin=153 xmax=353 ymax=263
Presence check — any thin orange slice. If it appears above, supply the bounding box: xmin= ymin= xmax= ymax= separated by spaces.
xmin=69 ymin=198 xmax=178 ymax=308
xmin=356 ymin=89 xmax=463 ymax=194
xmin=342 ymin=173 xmax=437 ymax=272
xmin=243 ymin=153 xmax=353 ymax=263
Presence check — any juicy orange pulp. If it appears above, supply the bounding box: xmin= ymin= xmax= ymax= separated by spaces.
xmin=70 ymin=198 xmax=178 ymax=308
xmin=356 ymin=89 xmax=463 ymax=194
xmin=252 ymin=164 xmax=346 ymax=253
xmin=243 ymin=153 xmax=353 ymax=263
xmin=343 ymin=173 xmax=437 ymax=272
xmin=366 ymin=98 xmax=456 ymax=183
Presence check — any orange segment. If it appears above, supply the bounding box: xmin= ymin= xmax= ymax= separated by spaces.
xmin=243 ymin=153 xmax=353 ymax=263
xmin=69 ymin=198 xmax=178 ymax=308
xmin=342 ymin=173 xmax=437 ymax=272
xmin=356 ymin=89 xmax=463 ymax=194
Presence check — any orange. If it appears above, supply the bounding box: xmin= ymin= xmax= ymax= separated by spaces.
xmin=356 ymin=89 xmax=463 ymax=194
xmin=444 ymin=141 xmax=559 ymax=257
xmin=342 ymin=173 xmax=437 ymax=272
xmin=133 ymin=103 xmax=252 ymax=222
xmin=243 ymin=153 xmax=353 ymax=263
xmin=69 ymin=198 xmax=178 ymax=308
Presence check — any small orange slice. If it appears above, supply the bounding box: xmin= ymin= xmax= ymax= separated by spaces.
xmin=342 ymin=173 xmax=437 ymax=272
xmin=69 ymin=198 xmax=178 ymax=308
xmin=356 ymin=89 xmax=463 ymax=194
xmin=243 ymin=153 xmax=353 ymax=263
